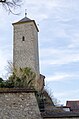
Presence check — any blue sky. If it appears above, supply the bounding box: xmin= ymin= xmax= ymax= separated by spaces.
xmin=0 ymin=0 xmax=79 ymax=105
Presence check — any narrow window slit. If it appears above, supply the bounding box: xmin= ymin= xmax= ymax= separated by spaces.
xmin=22 ymin=36 xmax=25 ymax=41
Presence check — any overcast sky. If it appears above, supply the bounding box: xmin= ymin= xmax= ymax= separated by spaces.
xmin=0 ymin=0 xmax=79 ymax=105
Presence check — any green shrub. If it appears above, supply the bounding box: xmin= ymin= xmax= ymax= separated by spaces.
xmin=0 ymin=67 xmax=36 ymax=88
xmin=0 ymin=78 xmax=3 ymax=83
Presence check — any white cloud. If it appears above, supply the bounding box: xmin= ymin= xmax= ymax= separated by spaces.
xmin=54 ymin=89 xmax=79 ymax=105
xmin=45 ymin=73 xmax=71 ymax=82
xmin=40 ymin=47 xmax=79 ymax=66
xmin=56 ymin=89 xmax=79 ymax=98
xmin=45 ymin=72 xmax=79 ymax=82
xmin=0 ymin=52 xmax=7 ymax=77
xmin=68 ymin=33 xmax=79 ymax=48
xmin=23 ymin=0 xmax=70 ymax=22
xmin=0 ymin=45 xmax=12 ymax=78
xmin=25 ymin=0 xmax=59 ymax=8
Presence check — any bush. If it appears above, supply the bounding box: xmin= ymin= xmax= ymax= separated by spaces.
xmin=0 ymin=78 xmax=3 ymax=83
xmin=0 ymin=67 xmax=36 ymax=88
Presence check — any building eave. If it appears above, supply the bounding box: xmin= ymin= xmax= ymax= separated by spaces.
xmin=12 ymin=20 xmax=39 ymax=32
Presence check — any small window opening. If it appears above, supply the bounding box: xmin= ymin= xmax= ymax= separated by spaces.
xmin=22 ymin=36 xmax=25 ymax=41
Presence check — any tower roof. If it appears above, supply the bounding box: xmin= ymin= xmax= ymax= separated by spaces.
xmin=16 ymin=17 xmax=32 ymax=23
xmin=12 ymin=17 xmax=39 ymax=32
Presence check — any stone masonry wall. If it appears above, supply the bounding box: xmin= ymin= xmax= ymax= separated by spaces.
xmin=44 ymin=117 xmax=79 ymax=119
xmin=0 ymin=90 xmax=42 ymax=119
xmin=13 ymin=22 xmax=39 ymax=75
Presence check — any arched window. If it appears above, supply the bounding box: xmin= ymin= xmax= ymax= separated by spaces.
xmin=22 ymin=36 xmax=25 ymax=41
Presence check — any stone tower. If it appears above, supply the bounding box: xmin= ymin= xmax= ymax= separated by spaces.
xmin=12 ymin=16 xmax=39 ymax=75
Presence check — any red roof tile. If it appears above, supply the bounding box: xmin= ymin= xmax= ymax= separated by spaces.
xmin=66 ymin=101 xmax=79 ymax=112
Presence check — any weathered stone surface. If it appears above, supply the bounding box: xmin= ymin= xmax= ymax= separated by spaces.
xmin=42 ymin=111 xmax=79 ymax=119
xmin=44 ymin=117 xmax=79 ymax=119
xmin=13 ymin=21 xmax=39 ymax=75
xmin=13 ymin=19 xmax=41 ymax=90
xmin=0 ymin=91 xmax=42 ymax=119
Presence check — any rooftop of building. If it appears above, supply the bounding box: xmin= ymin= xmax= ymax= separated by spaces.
xmin=12 ymin=16 xmax=39 ymax=32
xmin=66 ymin=100 xmax=79 ymax=112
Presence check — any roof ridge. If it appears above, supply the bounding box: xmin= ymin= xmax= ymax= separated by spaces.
xmin=17 ymin=17 xmax=32 ymax=23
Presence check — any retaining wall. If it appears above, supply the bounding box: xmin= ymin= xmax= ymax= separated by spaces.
xmin=0 ymin=88 xmax=42 ymax=119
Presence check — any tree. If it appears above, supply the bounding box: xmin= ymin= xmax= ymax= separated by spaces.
xmin=44 ymin=88 xmax=60 ymax=106
xmin=0 ymin=0 xmax=22 ymax=14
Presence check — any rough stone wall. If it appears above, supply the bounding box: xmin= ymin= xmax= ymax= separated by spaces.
xmin=0 ymin=92 xmax=42 ymax=119
xmin=13 ymin=22 xmax=39 ymax=75
xmin=44 ymin=117 xmax=79 ymax=119
xmin=37 ymin=74 xmax=45 ymax=91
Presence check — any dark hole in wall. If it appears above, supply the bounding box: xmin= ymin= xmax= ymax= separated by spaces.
xmin=22 ymin=36 xmax=25 ymax=41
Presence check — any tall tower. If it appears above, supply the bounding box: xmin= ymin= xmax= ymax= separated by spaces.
xmin=12 ymin=16 xmax=39 ymax=75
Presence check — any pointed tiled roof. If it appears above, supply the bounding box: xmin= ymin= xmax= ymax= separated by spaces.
xmin=16 ymin=17 xmax=32 ymax=23
xmin=12 ymin=17 xmax=39 ymax=32
xmin=12 ymin=17 xmax=32 ymax=24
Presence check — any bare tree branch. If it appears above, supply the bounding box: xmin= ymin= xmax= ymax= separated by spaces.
xmin=0 ymin=0 xmax=22 ymax=14
xmin=0 ymin=0 xmax=6 ymax=2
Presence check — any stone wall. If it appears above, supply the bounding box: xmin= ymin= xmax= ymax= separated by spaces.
xmin=44 ymin=117 xmax=79 ymax=119
xmin=0 ymin=90 xmax=79 ymax=119
xmin=42 ymin=111 xmax=79 ymax=119
xmin=13 ymin=21 xmax=39 ymax=75
xmin=0 ymin=88 xmax=42 ymax=119
xmin=13 ymin=21 xmax=40 ymax=90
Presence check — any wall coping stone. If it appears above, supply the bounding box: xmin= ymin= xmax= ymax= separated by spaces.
xmin=41 ymin=112 xmax=79 ymax=118
xmin=0 ymin=88 xmax=36 ymax=93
